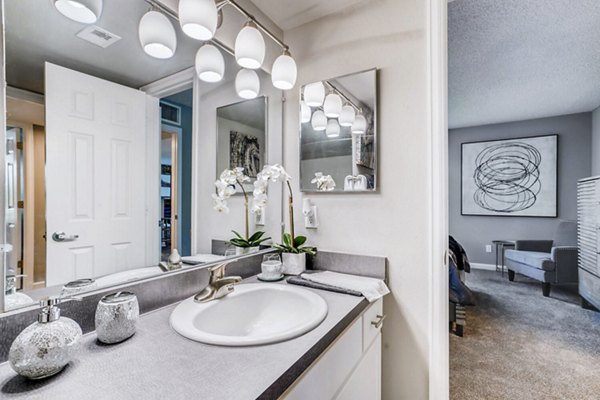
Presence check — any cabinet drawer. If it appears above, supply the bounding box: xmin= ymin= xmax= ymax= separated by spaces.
xmin=362 ymin=299 xmax=384 ymax=352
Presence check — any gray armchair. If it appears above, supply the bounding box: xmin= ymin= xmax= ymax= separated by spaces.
xmin=504 ymin=221 xmax=578 ymax=297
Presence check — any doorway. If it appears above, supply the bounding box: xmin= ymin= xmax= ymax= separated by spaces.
xmin=159 ymin=89 xmax=193 ymax=259
xmin=160 ymin=130 xmax=178 ymax=259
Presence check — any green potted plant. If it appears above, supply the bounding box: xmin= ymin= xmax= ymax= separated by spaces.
xmin=213 ymin=167 xmax=270 ymax=255
xmin=253 ymin=164 xmax=316 ymax=274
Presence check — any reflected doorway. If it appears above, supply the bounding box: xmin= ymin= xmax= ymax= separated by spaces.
xmin=159 ymin=89 xmax=193 ymax=260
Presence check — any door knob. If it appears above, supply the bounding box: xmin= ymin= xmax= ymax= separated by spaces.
xmin=52 ymin=232 xmax=79 ymax=242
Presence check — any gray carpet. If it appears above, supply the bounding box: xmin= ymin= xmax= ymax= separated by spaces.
xmin=450 ymin=269 xmax=600 ymax=400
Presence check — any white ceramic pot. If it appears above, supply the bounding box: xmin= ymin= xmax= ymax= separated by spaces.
xmin=282 ymin=252 xmax=306 ymax=275
xmin=235 ymin=246 xmax=260 ymax=256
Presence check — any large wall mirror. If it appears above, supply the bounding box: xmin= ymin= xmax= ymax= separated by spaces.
xmin=1 ymin=0 xmax=283 ymax=312
xmin=299 ymin=69 xmax=377 ymax=192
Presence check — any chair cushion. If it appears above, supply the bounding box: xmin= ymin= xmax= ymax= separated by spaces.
xmin=553 ymin=220 xmax=577 ymax=247
xmin=505 ymin=250 xmax=555 ymax=271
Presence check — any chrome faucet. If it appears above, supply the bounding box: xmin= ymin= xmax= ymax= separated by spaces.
xmin=194 ymin=261 xmax=241 ymax=303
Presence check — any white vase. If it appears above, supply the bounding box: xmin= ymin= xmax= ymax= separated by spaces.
xmin=235 ymin=246 xmax=260 ymax=255
xmin=282 ymin=252 xmax=306 ymax=275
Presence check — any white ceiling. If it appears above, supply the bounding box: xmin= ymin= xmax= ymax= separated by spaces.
xmin=249 ymin=0 xmax=370 ymax=31
xmin=4 ymin=0 xmax=273 ymax=94
xmin=449 ymin=0 xmax=600 ymax=129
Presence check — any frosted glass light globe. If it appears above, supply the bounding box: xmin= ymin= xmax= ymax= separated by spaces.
xmin=352 ymin=114 xmax=367 ymax=134
xmin=326 ymin=119 xmax=340 ymax=138
xmin=311 ymin=110 xmax=327 ymax=131
xmin=236 ymin=69 xmax=260 ymax=99
xmin=54 ymin=0 xmax=102 ymax=23
xmin=271 ymin=53 xmax=297 ymax=90
xmin=323 ymin=93 xmax=343 ymax=118
xmin=300 ymin=101 xmax=311 ymax=124
xmin=178 ymin=0 xmax=218 ymax=40
xmin=235 ymin=22 xmax=265 ymax=69
xmin=339 ymin=105 xmax=356 ymax=127
xmin=139 ymin=11 xmax=177 ymax=59
xmin=304 ymin=82 xmax=325 ymax=107
xmin=195 ymin=44 xmax=225 ymax=83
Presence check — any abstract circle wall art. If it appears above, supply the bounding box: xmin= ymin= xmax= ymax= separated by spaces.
xmin=461 ymin=135 xmax=557 ymax=217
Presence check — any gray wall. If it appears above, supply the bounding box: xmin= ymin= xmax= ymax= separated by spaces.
xmin=449 ymin=112 xmax=592 ymax=264
xmin=592 ymin=106 xmax=600 ymax=175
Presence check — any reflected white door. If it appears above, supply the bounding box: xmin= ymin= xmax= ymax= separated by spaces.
xmin=45 ymin=63 xmax=153 ymax=286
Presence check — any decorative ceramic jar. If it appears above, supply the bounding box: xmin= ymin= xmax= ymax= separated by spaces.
xmin=9 ymin=297 xmax=82 ymax=379
xmin=282 ymin=252 xmax=306 ymax=275
xmin=95 ymin=291 xmax=139 ymax=344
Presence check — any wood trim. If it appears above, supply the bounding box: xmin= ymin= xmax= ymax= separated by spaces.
xmin=6 ymin=86 xmax=44 ymax=105
xmin=139 ymin=67 xmax=194 ymax=98
xmin=427 ymin=0 xmax=449 ymax=398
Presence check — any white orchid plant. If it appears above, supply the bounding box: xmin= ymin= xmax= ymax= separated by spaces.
xmin=253 ymin=164 xmax=316 ymax=255
xmin=311 ymin=172 xmax=336 ymax=191
xmin=213 ymin=167 xmax=270 ymax=248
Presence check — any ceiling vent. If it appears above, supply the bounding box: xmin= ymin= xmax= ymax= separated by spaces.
xmin=76 ymin=25 xmax=121 ymax=48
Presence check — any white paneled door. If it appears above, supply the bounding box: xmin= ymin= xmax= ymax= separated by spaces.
xmin=45 ymin=63 xmax=157 ymax=286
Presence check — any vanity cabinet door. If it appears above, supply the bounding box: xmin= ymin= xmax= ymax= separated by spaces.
xmin=283 ymin=318 xmax=363 ymax=400
xmin=335 ymin=333 xmax=382 ymax=400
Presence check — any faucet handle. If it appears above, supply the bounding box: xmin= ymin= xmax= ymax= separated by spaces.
xmin=208 ymin=259 xmax=238 ymax=283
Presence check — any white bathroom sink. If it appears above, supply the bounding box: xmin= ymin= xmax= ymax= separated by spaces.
xmin=170 ymin=283 xmax=328 ymax=346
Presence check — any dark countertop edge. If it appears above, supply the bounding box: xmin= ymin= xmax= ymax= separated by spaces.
xmin=257 ymin=297 xmax=370 ymax=399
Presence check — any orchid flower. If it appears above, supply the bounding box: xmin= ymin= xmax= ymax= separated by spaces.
xmin=311 ymin=172 xmax=336 ymax=191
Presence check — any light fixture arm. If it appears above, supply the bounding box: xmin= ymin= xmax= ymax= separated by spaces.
xmin=324 ymin=81 xmax=362 ymax=113
xmin=143 ymin=0 xmax=290 ymax=53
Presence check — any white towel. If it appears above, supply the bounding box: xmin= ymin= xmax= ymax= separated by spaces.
xmin=301 ymin=271 xmax=389 ymax=302
xmin=344 ymin=175 xmax=354 ymax=191
xmin=355 ymin=175 xmax=367 ymax=190
xmin=181 ymin=254 xmax=226 ymax=264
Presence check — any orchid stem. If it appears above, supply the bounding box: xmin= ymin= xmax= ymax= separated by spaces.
xmin=237 ymin=179 xmax=249 ymax=240
xmin=286 ymin=180 xmax=295 ymax=249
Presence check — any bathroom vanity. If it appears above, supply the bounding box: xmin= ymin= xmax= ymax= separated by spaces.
xmin=0 ymin=276 xmax=384 ymax=399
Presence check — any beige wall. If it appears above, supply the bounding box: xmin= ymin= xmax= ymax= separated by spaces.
xmin=282 ymin=0 xmax=431 ymax=398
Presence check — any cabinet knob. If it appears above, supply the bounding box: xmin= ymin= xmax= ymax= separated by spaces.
xmin=371 ymin=314 xmax=386 ymax=329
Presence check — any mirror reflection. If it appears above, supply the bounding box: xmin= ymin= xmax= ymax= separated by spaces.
xmin=299 ymin=69 xmax=377 ymax=192
xmin=3 ymin=0 xmax=282 ymax=311
xmin=217 ymin=97 xmax=267 ymax=192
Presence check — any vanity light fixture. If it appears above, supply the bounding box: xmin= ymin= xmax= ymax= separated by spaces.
xmin=178 ymin=0 xmax=218 ymax=40
xmin=323 ymin=93 xmax=343 ymax=118
xmin=300 ymin=101 xmax=312 ymax=124
xmin=339 ymin=104 xmax=356 ymax=127
xmin=54 ymin=0 xmax=103 ymax=24
xmin=326 ymin=119 xmax=340 ymax=138
xmin=235 ymin=21 xmax=266 ymax=70
xmin=236 ymin=69 xmax=260 ymax=99
xmin=352 ymin=113 xmax=367 ymax=134
xmin=311 ymin=110 xmax=327 ymax=131
xmin=271 ymin=50 xmax=297 ymax=90
xmin=195 ymin=44 xmax=225 ymax=82
xmin=138 ymin=10 xmax=177 ymax=59
xmin=304 ymin=82 xmax=326 ymax=107
xmin=138 ymin=0 xmax=296 ymax=94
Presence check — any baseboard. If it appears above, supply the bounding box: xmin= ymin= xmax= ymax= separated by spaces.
xmin=470 ymin=263 xmax=498 ymax=271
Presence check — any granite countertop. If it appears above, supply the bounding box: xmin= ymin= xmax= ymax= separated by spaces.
xmin=0 ymin=278 xmax=368 ymax=400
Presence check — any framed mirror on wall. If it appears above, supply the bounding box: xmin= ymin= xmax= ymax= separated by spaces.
xmin=0 ymin=0 xmax=284 ymax=313
xmin=216 ymin=97 xmax=268 ymax=193
xmin=299 ymin=69 xmax=378 ymax=193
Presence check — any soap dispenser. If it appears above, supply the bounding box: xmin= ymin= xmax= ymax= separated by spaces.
xmin=9 ymin=297 xmax=82 ymax=379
